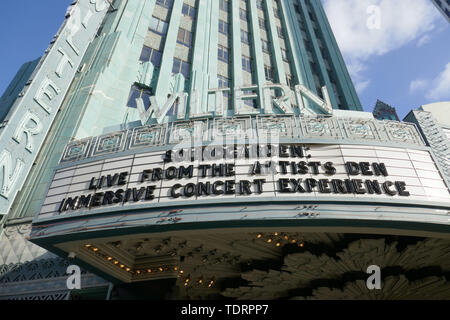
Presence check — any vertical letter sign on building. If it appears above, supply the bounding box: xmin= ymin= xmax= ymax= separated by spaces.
xmin=0 ymin=0 xmax=108 ymax=215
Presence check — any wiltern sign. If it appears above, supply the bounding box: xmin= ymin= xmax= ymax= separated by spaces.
xmin=0 ymin=0 xmax=109 ymax=215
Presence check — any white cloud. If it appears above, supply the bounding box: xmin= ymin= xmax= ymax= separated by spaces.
xmin=409 ymin=79 xmax=427 ymax=93
xmin=355 ymin=79 xmax=371 ymax=94
xmin=323 ymin=0 xmax=440 ymax=91
xmin=417 ymin=34 xmax=431 ymax=47
xmin=426 ymin=62 xmax=450 ymax=100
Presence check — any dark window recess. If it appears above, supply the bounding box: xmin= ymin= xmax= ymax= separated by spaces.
xmin=139 ymin=46 xmax=162 ymax=67
xmin=126 ymin=85 xmax=152 ymax=110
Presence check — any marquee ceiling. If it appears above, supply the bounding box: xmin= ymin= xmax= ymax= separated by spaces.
xmin=57 ymin=230 xmax=450 ymax=300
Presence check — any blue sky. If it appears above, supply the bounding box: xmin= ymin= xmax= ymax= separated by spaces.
xmin=322 ymin=0 xmax=450 ymax=119
xmin=0 ymin=0 xmax=72 ymax=95
xmin=0 ymin=0 xmax=449 ymax=120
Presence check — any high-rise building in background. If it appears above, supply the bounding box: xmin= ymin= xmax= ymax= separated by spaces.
xmin=431 ymin=0 xmax=450 ymax=22
xmin=404 ymin=102 xmax=450 ymax=186
xmin=372 ymin=100 xmax=400 ymax=121
xmin=0 ymin=0 xmax=449 ymax=300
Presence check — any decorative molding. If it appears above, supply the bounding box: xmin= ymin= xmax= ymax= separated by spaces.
xmin=299 ymin=116 xmax=342 ymax=139
xmin=59 ymin=115 xmax=427 ymax=164
xmin=413 ymin=110 xmax=450 ymax=185
xmin=257 ymin=115 xmax=298 ymax=139
xmin=343 ymin=118 xmax=379 ymax=141
xmin=383 ymin=120 xmax=425 ymax=145
xmin=213 ymin=117 xmax=253 ymax=141
xmin=129 ymin=124 xmax=167 ymax=149
xmin=0 ymin=222 xmax=108 ymax=299
xmin=60 ymin=137 xmax=95 ymax=163
xmin=0 ymin=224 xmax=51 ymax=265
xmin=92 ymin=130 xmax=128 ymax=157
xmin=169 ymin=120 xmax=209 ymax=144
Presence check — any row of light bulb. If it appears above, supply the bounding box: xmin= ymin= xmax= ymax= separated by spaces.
xmin=183 ymin=276 xmax=215 ymax=288
xmin=84 ymin=244 xmax=181 ymax=275
xmin=256 ymin=233 xmax=305 ymax=247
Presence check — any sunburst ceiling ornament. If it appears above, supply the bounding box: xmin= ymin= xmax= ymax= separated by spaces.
xmin=222 ymin=238 xmax=450 ymax=300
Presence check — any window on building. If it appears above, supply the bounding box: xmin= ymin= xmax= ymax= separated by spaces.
xmin=277 ymin=26 xmax=285 ymax=38
xmin=218 ymin=75 xmax=231 ymax=100
xmin=220 ymin=0 xmax=229 ymax=12
xmin=240 ymin=8 xmax=248 ymax=21
xmin=244 ymin=99 xmax=257 ymax=108
xmin=264 ymin=65 xmax=275 ymax=81
xmin=281 ymin=48 xmax=289 ymax=61
xmin=241 ymin=30 xmax=250 ymax=45
xmin=259 ymin=18 xmax=267 ymax=30
xmin=156 ymin=0 xmax=174 ymax=9
xmin=242 ymin=56 xmax=252 ymax=73
xmin=274 ymin=8 xmax=281 ymax=18
xmin=177 ymin=28 xmax=193 ymax=47
xmin=182 ymin=3 xmax=196 ymax=19
xmin=219 ymin=20 xmax=229 ymax=35
xmin=261 ymin=40 xmax=270 ymax=53
xmin=218 ymin=45 xmax=230 ymax=63
xmin=139 ymin=46 xmax=163 ymax=67
xmin=218 ymin=75 xmax=230 ymax=88
xmin=149 ymin=16 xmax=169 ymax=35
xmin=126 ymin=85 xmax=152 ymax=110
xmin=172 ymin=58 xmax=190 ymax=79
xmin=256 ymin=0 xmax=264 ymax=10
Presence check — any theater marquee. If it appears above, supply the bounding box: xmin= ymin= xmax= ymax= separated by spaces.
xmin=37 ymin=143 xmax=450 ymax=221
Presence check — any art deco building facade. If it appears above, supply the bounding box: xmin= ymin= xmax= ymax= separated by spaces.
xmin=373 ymin=100 xmax=400 ymax=122
xmin=0 ymin=0 xmax=449 ymax=300
xmin=432 ymin=0 xmax=450 ymax=22
xmin=405 ymin=102 xmax=450 ymax=186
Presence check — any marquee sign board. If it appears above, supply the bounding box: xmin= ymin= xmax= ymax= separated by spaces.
xmin=0 ymin=0 xmax=109 ymax=215
xmin=36 ymin=143 xmax=450 ymax=222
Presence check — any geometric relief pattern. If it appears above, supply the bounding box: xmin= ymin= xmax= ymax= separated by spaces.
xmin=383 ymin=121 xmax=424 ymax=145
xmin=130 ymin=124 xmax=167 ymax=149
xmin=6 ymin=292 xmax=70 ymax=300
xmin=0 ymin=258 xmax=70 ymax=284
xmin=0 ymin=223 xmax=108 ymax=300
xmin=295 ymin=276 xmax=450 ymax=300
xmin=0 ymin=256 xmax=109 ymax=300
xmin=213 ymin=117 xmax=253 ymax=141
xmin=257 ymin=115 xmax=298 ymax=139
xmin=414 ymin=111 xmax=450 ymax=185
xmin=58 ymin=115 xmax=428 ymax=164
xmin=222 ymin=237 xmax=450 ymax=300
xmin=92 ymin=130 xmax=128 ymax=157
xmin=169 ymin=120 xmax=208 ymax=144
xmin=0 ymin=252 xmax=110 ymax=284
xmin=60 ymin=137 xmax=94 ymax=163
xmin=299 ymin=116 xmax=341 ymax=139
xmin=342 ymin=118 xmax=379 ymax=141
xmin=0 ymin=224 xmax=51 ymax=266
